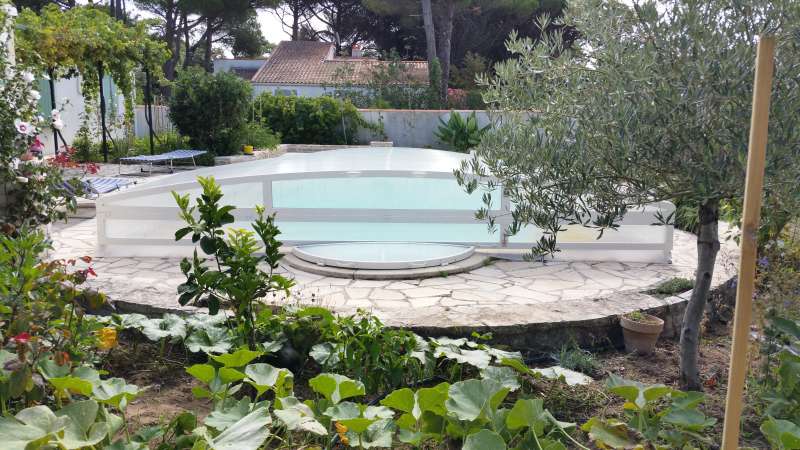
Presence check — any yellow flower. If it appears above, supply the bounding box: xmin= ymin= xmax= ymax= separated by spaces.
xmin=335 ymin=422 xmax=349 ymax=445
xmin=97 ymin=327 xmax=117 ymax=350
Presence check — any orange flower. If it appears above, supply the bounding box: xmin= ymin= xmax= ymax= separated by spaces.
xmin=335 ymin=422 xmax=349 ymax=445
xmin=97 ymin=327 xmax=117 ymax=350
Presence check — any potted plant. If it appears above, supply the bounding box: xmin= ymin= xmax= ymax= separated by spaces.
xmin=620 ymin=311 xmax=664 ymax=354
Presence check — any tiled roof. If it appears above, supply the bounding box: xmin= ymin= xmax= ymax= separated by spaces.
xmin=251 ymin=41 xmax=428 ymax=86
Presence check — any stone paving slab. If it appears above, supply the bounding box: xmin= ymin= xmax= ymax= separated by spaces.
xmin=49 ymin=218 xmax=739 ymax=347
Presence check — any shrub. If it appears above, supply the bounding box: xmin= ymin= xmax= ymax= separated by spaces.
xmin=435 ymin=111 xmax=489 ymax=152
xmin=173 ymin=176 xmax=294 ymax=349
xmin=241 ymin=122 xmax=280 ymax=150
xmin=253 ymin=92 xmax=369 ymax=145
xmin=169 ymin=69 xmax=252 ymax=156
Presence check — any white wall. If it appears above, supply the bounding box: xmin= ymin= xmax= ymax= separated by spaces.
xmin=36 ymin=75 xmax=126 ymax=156
xmin=131 ymin=105 xmax=493 ymax=149
xmin=357 ymin=109 xmax=492 ymax=148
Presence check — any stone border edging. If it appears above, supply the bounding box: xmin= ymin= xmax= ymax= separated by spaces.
xmin=282 ymin=253 xmax=492 ymax=280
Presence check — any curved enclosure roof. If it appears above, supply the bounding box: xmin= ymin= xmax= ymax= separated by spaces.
xmin=96 ymin=147 xmax=675 ymax=263
xmin=137 ymin=147 xmax=473 ymax=191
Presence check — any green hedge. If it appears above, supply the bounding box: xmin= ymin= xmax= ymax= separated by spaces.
xmin=253 ymin=93 xmax=370 ymax=145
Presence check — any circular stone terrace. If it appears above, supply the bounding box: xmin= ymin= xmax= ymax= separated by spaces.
xmin=51 ymin=215 xmax=739 ymax=349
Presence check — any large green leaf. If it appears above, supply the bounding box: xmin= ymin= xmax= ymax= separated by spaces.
xmin=139 ymin=314 xmax=187 ymax=342
xmin=506 ymin=398 xmax=546 ymax=436
xmin=0 ymin=405 xmax=70 ymax=450
xmin=324 ymin=401 xmax=361 ymax=421
xmin=210 ymin=349 xmax=263 ymax=368
xmin=185 ymin=328 xmax=235 ymax=354
xmin=245 ymin=363 xmax=293 ymax=398
xmin=663 ymin=407 xmax=716 ymax=431
xmin=187 ymin=364 xmax=216 ymax=384
xmin=92 ymin=378 xmax=140 ymax=410
xmin=381 ymin=388 xmax=416 ymax=416
xmin=205 ymin=398 xmax=255 ymax=431
xmin=347 ymin=418 xmax=396 ymax=449
xmin=56 ymin=400 xmax=108 ymax=449
xmin=434 ymin=346 xmax=492 ymax=369
xmin=481 ymin=366 xmax=521 ymax=392
xmin=582 ymin=417 xmax=638 ymax=449
xmin=205 ymin=406 xmax=271 ymax=450
xmin=445 ymin=379 xmax=509 ymax=422
xmin=309 ymin=373 xmax=365 ymax=404
xmin=761 ymin=417 xmax=800 ymax=450
xmin=273 ymin=397 xmax=327 ymax=436
xmin=49 ymin=376 xmax=94 ymax=397
xmin=310 ymin=342 xmax=341 ymax=366
xmin=37 ymin=359 xmax=71 ymax=380
xmin=185 ymin=313 xmax=228 ymax=331
xmin=463 ymin=429 xmax=507 ymax=450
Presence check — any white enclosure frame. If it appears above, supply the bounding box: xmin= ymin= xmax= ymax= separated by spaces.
xmin=96 ymin=148 xmax=675 ymax=262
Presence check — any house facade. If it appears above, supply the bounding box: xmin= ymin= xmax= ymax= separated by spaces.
xmin=215 ymin=41 xmax=428 ymax=98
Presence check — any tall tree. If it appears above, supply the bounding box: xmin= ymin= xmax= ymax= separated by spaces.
xmin=271 ymin=0 xmax=316 ymax=41
xmin=457 ymin=0 xmax=800 ymax=390
xmin=365 ymin=0 xmax=542 ymax=101
xmin=12 ymin=0 xmax=75 ymax=11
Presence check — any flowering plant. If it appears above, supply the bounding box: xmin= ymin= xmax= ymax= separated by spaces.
xmin=0 ymin=228 xmax=113 ymax=412
xmin=0 ymin=3 xmax=77 ymax=233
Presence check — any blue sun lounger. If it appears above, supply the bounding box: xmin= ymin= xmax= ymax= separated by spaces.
xmin=118 ymin=149 xmax=207 ymax=175
xmin=63 ymin=177 xmax=136 ymax=200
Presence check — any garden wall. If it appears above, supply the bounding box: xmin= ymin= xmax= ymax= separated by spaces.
xmin=356 ymin=109 xmax=492 ymax=148
xmin=133 ymin=107 xmax=491 ymax=149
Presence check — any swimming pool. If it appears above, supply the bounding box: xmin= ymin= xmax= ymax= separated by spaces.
xmin=96 ymin=147 xmax=674 ymax=262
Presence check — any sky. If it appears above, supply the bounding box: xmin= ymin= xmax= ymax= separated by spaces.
xmin=256 ymin=9 xmax=295 ymax=45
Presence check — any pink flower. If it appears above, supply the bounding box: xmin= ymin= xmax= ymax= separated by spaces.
xmin=12 ymin=332 xmax=31 ymax=344
xmin=14 ymin=119 xmax=33 ymax=135
xmin=30 ymin=137 xmax=45 ymax=154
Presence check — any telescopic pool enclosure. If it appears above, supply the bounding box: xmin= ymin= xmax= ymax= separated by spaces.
xmin=96 ymin=147 xmax=675 ymax=263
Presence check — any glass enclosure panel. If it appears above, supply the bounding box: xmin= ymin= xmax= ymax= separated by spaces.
xmin=277 ymin=222 xmax=499 ymax=244
xmin=272 ymin=177 xmax=499 ymax=210
xmin=507 ymin=224 xmax=667 ymax=244
xmin=114 ymin=183 xmax=263 ymax=207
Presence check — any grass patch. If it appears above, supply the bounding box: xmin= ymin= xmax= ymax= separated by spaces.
xmin=649 ymin=277 xmax=694 ymax=297
xmin=553 ymin=341 xmax=601 ymax=377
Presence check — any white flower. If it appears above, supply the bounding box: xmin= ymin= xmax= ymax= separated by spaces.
xmin=22 ymin=72 xmax=35 ymax=83
xmin=9 ymin=158 xmax=20 ymax=170
xmin=16 ymin=176 xmax=28 ymax=184
xmin=52 ymin=118 xmax=64 ymax=130
xmin=0 ymin=32 xmax=7 ymax=43
xmin=30 ymin=90 xmax=40 ymax=101
xmin=1 ymin=4 xmax=18 ymax=17
xmin=51 ymin=109 xmax=61 ymax=120
xmin=14 ymin=119 xmax=34 ymax=135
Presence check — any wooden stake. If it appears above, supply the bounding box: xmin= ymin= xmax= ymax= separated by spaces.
xmin=721 ymin=35 xmax=775 ymax=450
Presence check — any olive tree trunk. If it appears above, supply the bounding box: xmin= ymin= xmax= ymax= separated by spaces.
xmin=680 ymin=198 xmax=721 ymax=390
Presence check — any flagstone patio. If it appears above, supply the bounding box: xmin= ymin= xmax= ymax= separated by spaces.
xmin=50 ymin=215 xmax=739 ymax=348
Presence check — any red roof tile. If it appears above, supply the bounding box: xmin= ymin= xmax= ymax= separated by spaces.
xmin=251 ymin=41 xmax=428 ymax=86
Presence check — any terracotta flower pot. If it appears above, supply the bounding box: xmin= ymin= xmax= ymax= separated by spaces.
xmin=620 ymin=313 xmax=664 ymax=354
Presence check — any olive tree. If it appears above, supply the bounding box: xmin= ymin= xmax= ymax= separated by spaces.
xmin=456 ymin=0 xmax=800 ymax=390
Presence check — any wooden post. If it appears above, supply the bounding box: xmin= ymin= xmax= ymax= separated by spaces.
xmin=721 ymin=35 xmax=775 ymax=450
